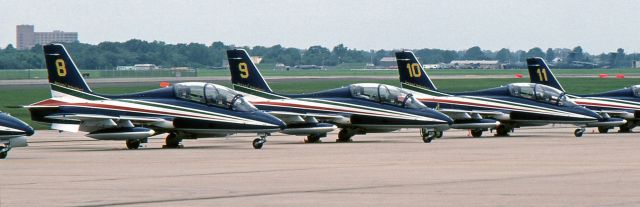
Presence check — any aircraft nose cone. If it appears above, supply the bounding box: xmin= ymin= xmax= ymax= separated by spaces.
xmin=582 ymin=108 xmax=603 ymax=121
xmin=0 ymin=113 xmax=34 ymax=136
xmin=265 ymin=114 xmax=286 ymax=130
xmin=23 ymin=126 xmax=35 ymax=136
xmin=434 ymin=111 xmax=454 ymax=125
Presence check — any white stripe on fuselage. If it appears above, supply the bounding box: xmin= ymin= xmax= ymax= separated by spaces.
xmin=50 ymin=92 xmax=278 ymax=127
xmin=409 ymin=91 xmax=594 ymax=120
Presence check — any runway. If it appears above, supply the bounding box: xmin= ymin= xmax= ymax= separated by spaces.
xmin=1 ymin=127 xmax=640 ymax=206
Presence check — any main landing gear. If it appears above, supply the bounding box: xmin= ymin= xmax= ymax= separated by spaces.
xmin=420 ymin=128 xmax=440 ymax=143
xmin=618 ymin=122 xmax=636 ymax=133
xmin=597 ymin=126 xmax=611 ymax=134
xmin=495 ymin=125 xmax=512 ymax=136
xmin=337 ymin=129 xmax=356 ymax=143
xmin=0 ymin=145 xmax=9 ymax=159
xmin=163 ymin=133 xmax=183 ymax=148
xmin=574 ymin=128 xmax=586 ymax=137
xmin=125 ymin=138 xmax=147 ymax=149
xmin=304 ymin=133 xmax=326 ymax=143
xmin=470 ymin=129 xmax=483 ymax=138
xmin=252 ymin=133 xmax=268 ymax=149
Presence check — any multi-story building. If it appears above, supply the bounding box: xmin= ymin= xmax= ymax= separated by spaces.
xmin=16 ymin=25 xmax=78 ymax=50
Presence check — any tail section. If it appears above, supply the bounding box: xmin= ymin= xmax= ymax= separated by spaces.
xmin=395 ymin=51 xmax=437 ymax=91
xmin=527 ymin=57 xmax=565 ymax=92
xmin=226 ymin=49 xmax=273 ymax=93
xmin=43 ymin=44 xmax=93 ymax=98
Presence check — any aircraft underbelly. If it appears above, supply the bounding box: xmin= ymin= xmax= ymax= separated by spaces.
xmin=349 ymin=114 xmax=441 ymax=128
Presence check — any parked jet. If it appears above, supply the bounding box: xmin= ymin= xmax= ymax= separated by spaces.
xmin=0 ymin=112 xmax=33 ymax=159
xmin=226 ymin=49 xmax=453 ymax=143
xmin=395 ymin=51 xmax=603 ymax=137
xmin=527 ymin=57 xmax=632 ymax=133
xmin=26 ymin=44 xmax=285 ymax=149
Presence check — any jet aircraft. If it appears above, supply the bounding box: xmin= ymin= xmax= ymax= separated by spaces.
xmin=0 ymin=112 xmax=33 ymax=159
xmin=26 ymin=44 xmax=285 ymax=149
xmin=226 ymin=49 xmax=453 ymax=143
xmin=527 ymin=57 xmax=632 ymax=133
xmin=395 ymin=51 xmax=603 ymax=137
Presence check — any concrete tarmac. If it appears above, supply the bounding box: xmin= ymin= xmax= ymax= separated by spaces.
xmin=1 ymin=127 xmax=640 ymax=207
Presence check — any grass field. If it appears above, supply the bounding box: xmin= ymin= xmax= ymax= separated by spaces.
xmin=2 ymin=77 xmax=639 ymax=129
xmin=2 ymin=68 xmax=640 ymax=80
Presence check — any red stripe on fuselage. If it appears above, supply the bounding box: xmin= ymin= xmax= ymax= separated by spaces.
xmin=418 ymin=97 xmax=539 ymax=114
xmin=32 ymin=99 xmax=215 ymax=120
xmin=576 ymin=101 xmax=640 ymax=110
xmin=252 ymin=101 xmax=388 ymax=117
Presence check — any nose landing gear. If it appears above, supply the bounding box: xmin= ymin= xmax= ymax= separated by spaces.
xmin=574 ymin=128 xmax=586 ymax=137
xmin=252 ymin=133 xmax=269 ymax=149
xmin=420 ymin=128 xmax=439 ymax=143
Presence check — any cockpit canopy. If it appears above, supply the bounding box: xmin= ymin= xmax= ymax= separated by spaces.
xmin=349 ymin=83 xmax=427 ymax=109
xmin=174 ymin=82 xmax=257 ymax=112
xmin=631 ymin=85 xmax=640 ymax=97
xmin=508 ymin=83 xmax=576 ymax=106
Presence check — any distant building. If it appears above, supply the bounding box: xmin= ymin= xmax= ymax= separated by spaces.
xmin=222 ymin=56 xmax=262 ymax=68
xmin=251 ymin=56 xmax=263 ymax=64
xmin=16 ymin=25 xmax=78 ymax=50
xmin=377 ymin=57 xmax=397 ymax=69
xmin=134 ymin=64 xmax=159 ymax=70
xmin=274 ymin=63 xmax=290 ymax=70
xmin=449 ymin=60 xmax=502 ymax=69
xmin=116 ymin=64 xmax=159 ymax=70
xmin=116 ymin=66 xmax=136 ymax=70
xmin=294 ymin=65 xmax=322 ymax=70
xmin=633 ymin=61 xmax=640 ymax=69
xmin=423 ymin=64 xmax=443 ymax=69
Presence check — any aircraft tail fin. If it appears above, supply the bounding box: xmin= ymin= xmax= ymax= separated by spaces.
xmin=527 ymin=57 xmax=565 ymax=92
xmin=43 ymin=44 xmax=94 ymax=98
xmin=226 ymin=49 xmax=273 ymax=93
xmin=395 ymin=51 xmax=438 ymax=91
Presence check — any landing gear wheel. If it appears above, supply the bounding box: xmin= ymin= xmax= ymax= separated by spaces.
xmin=422 ymin=131 xmax=436 ymax=143
xmin=163 ymin=133 xmax=182 ymax=148
xmin=435 ymin=131 xmax=443 ymax=138
xmin=597 ymin=127 xmax=609 ymax=134
xmin=337 ymin=129 xmax=354 ymax=142
xmin=126 ymin=139 xmax=141 ymax=149
xmin=574 ymin=128 xmax=585 ymax=137
xmin=471 ymin=129 xmax=483 ymax=138
xmin=0 ymin=147 xmax=7 ymax=159
xmin=495 ymin=125 xmax=510 ymax=136
xmin=252 ymin=138 xmax=265 ymax=149
xmin=618 ymin=123 xmax=635 ymax=133
xmin=304 ymin=134 xmax=322 ymax=143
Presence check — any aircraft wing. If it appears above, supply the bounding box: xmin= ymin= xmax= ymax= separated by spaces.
xmin=596 ymin=110 xmax=635 ymax=119
xmin=266 ymin=111 xmax=350 ymax=125
xmin=45 ymin=114 xmax=168 ymax=123
xmin=45 ymin=113 xmax=173 ymax=132
xmin=438 ymin=109 xmax=509 ymax=120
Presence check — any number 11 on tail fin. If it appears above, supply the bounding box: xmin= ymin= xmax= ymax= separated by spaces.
xmin=526 ymin=57 xmax=565 ymax=92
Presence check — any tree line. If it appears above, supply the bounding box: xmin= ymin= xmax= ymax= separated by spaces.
xmin=0 ymin=39 xmax=637 ymax=69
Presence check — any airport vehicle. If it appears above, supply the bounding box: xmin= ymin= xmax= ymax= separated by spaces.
xmin=527 ymin=57 xmax=633 ymax=133
xmin=26 ymin=44 xmax=285 ymax=149
xmin=227 ymin=49 xmax=453 ymax=143
xmin=0 ymin=112 xmax=33 ymax=159
xmin=395 ymin=51 xmax=603 ymax=137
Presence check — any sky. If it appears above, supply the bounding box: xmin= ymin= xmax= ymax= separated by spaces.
xmin=1 ymin=0 xmax=639 ymax=53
